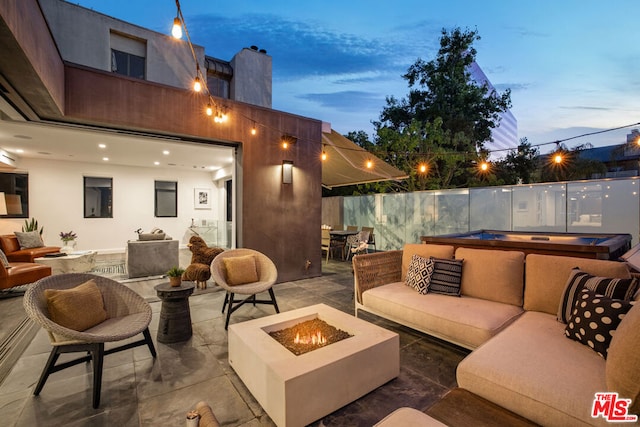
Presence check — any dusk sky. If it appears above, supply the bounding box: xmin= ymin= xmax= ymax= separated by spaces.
xmin=73 ymin=0 xmax=639 ymax=153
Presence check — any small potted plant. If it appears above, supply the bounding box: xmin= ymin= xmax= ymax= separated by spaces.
xmin=59 ymin=231 xmax=78 ymax=253
xmin=166 ymin=266 xmax=185 ymax=287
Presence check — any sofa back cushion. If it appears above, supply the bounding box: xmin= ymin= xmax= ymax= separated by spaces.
xmin=524 ymin=254 xmax=631 ymax=315
xmin=0 ymin=235 xmax=19 ymax=254
xmin=456 ymin=248 xmax=525 ymax=306
xmin=606 ymin=302 xmax=640 ymax=414
xmin=401 ymin=244 xmax=454 ymax=281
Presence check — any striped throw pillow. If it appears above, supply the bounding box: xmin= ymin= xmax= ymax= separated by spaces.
xmin=429 ymin=257 xmax=463 ymax=296
xmin=558 ymin=268 xmax=638 ymax=324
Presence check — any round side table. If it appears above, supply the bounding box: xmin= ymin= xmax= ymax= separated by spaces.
xmin=154 ymin=282 xmax=196 ymax=344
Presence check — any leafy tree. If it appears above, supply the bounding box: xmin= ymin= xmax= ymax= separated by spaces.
xmin=372 ymin=27 xmax=512 ymax=189
xmin=539 ymin=143 xmax=607 ymax=182
xmin=494 ymin=138 xmax=540 ymax=185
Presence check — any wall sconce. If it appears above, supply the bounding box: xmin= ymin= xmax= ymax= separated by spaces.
xmin=282 ymin=160 xmax=293 ymax=184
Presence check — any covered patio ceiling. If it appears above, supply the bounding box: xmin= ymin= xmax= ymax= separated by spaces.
xmin=321 ymin=130 xmax=408 ymax=189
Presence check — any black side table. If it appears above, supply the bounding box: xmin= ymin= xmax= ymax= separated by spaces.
xmin=154 ymin=282 xmax=196 ymax=343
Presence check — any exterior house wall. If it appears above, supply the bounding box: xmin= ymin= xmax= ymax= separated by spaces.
xmin=0 ymin=0 xmax=323 ymax=282
xmin=230 ymin=48 xmax=272 ymax=108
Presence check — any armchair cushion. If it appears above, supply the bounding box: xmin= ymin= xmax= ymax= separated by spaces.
xmin=14 ymin=231 xmax=44 ymax=249
xmin=45 ymin=279 xmax=108 ymax=331
xmin=223 ymin=255 xmax=259 ymax=285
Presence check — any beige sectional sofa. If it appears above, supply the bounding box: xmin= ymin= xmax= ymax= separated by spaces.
xmin=353 ymin=244 xmax=640 ymax=426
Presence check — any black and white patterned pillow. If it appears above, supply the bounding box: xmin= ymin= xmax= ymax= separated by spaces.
xmin=405 ymin=254 xmax=434 ymax=295
xmin=428 ymin=257 xmax=463 ymax=296
xmin=558 ymin=268 xmax=638 ymax=323
xmin=565 ymin=288 xmax=634 ymax=359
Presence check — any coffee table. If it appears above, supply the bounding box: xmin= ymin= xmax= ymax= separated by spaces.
xmin=34 ymin=251 xmax=97 ymax=275
xmin=228 ymin=303 xmax=399 ymax=427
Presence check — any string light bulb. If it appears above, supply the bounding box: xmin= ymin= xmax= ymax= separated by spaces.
xmin=479 ymin=161 xmax=489 ymax=172
xmin=366 ymin=159 xmax=373 ymax=169
xmin=321 ymin=151 xmax=327 ymax=161
xmin=251 ymin=122 xmax=257 ymax=135
xmin=206 ymin=103 xmax=213 ymax=116
xmin=282 ymin=141 xmax=289 ymax=149
xmin=554 ymin=153 xmax=563 ymax=164
xmin=418 ymin=163 xmax=428 ymax=174
xmin=193 ymin=76 xmax=202 ymax=92
xmin=171 ymin=17 xmax=182 ymax=39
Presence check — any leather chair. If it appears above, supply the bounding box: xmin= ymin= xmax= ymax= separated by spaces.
xmin=0 ymin=234 xmax=60 ymax=263
xmin=0 ymin=260 xmax=51 ymax=290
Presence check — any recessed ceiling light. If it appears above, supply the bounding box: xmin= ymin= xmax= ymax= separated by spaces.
xmin=98 ymin=144 xmax=106 ymax=149
xmin=154 ymin=161 xmax=160 ymax=165
xmin=16 ymin=149 xmax=24 ymax=153
xmin=162 ymin=150 xmax=170 ymax=155
xmin=102 ymin=157 xmax=109 ymax=161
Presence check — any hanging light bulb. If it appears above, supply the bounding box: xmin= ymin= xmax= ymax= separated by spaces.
xmin=171 ymin=17 xmax=182 ymax=39
xmin=251 ymin=124 xmax=257 ymax=135
xmin=282 ymin=141 xmax=289 ymax=149
xmin=220 ymin=112 xmax=228 ymax=122
xmin=479 ymin=161 xmax=489 ymax=172
xmin=321 ymin=151 xmax=327 ymax=161
xmin=206 ymin=103 xmax=213 ymax=116
xmin=193 ymin=76 xmax=202 ymax=92
xmin=366 ymin=159 xmax=373 ymax=169
xmin=554 ymin=153 xmax=563 ymax=164
xmin=418 ymin=163 xmax=428 ymax=173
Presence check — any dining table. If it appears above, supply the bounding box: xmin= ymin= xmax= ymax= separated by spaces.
xmin=329 ymin=230 xmax=360 ymax=260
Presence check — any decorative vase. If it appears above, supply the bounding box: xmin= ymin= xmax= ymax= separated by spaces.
xmin=60 ymin=239 xmax=76 ymax=254
xmin=169 ymin=276 xmax=182 ymax=287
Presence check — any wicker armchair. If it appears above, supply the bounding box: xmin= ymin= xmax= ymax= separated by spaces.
xmin=23 ymin=273 xmax=156 ymax=408
xmin=210 ymin=248 xmax=279 ymax=329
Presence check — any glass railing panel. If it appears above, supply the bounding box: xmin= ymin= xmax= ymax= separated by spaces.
xmin=470 ymin=187 xmax=512 ymax=231
xmin=434 ymin=188 xmax=469 ymax=235
xmin=406 ymin=191 xmax=436 ymax=244
xmin=512 ymin=183 xmax=566 ymax=232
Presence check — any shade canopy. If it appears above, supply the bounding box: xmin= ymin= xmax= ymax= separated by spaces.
xmin=322 ymin=130 xmax=408 ymax=189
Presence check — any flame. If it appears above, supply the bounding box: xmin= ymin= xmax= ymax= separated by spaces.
xmin=294 ymin=330 xmax=327 ymax=346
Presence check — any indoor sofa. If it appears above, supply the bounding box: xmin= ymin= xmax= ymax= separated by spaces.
xmin=0 ymin=260 xmax=51 ymax=290
xmin=353 ymin=244 xmax=640 ymax=426
xmin=0 ymin=234 xmax=60 ymax=263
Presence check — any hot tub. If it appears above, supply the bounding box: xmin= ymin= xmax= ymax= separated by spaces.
xmin=420 ymin=230 xmax=632 ymax=260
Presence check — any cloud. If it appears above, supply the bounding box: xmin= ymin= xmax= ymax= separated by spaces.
xmin=559 ymin=106 xmax=616 ymax=111
xmin=187 ymin=13 xmax=410 ymax=80
xmin=299 ymin=91 xmax=384 ymax=112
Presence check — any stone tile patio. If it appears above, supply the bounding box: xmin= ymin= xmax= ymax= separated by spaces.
xmin=0 ymin=260 xmax=469 ymax=426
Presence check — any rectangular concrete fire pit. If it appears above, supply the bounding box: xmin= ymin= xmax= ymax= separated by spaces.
xmin=228 ymin=304 xmax=399 ymax=427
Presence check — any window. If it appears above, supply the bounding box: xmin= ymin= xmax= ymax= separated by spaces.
xmin=110 ymin=31 xmax=146 ymax=79
xmin=155 ymin=181 xmax=177 ymax=217
xmin=84 ymin=177 xmax=113 ymax=218
xmin=0 ymin=173 xmax=28 ymax=218
xmin=111 ymin=50 xmax=145 ymax=79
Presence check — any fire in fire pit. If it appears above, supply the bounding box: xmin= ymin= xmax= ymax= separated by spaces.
xmin=269 ymin=318 xmax=353 ymax=355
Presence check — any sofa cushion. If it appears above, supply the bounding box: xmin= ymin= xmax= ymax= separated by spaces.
xmin=456 ymin=248 xmax=524 ymax=306
xmin=457 ymin=311 xmax=608 ymax=426
xmin=223 ymin=255 xmax=259 ymax=285
xmin=44 ymin=279 xmax=108 ymax=331
xmin=14 ymin=231 xmax=44 ymax=249
xmin=606 ymin=303 xmax=640 ymax=415
xmin=524 ymin=254 xmax=631 ymax=315
xmin=405 ymin=254 xmax=434 ymax=294
xmin=401 ymin=244 xmax=454 ymax=281
xmin=565 ymin=288 xmax=634 ymax=359
xmin=0 ymin=250 xmax=9 ymax=268
xmin=362 ymin=282 xmax=523 ymax=349
xmin=428 ymin=257 xmax=463 ymax=296
xmin=558 ymin=268 xmax=638 ymax=323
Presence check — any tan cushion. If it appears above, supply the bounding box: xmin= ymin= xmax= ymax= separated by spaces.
xmin=456 ymin=248 xmax=525 ymax=306
xmin=45 ymin=279 xmax=107 ymax=331
xmin=223 ymin=255 xmax=259 ymax=285
xmin=401 ymin=244 xmax=454 ymax=281
xmin=607 ymin=303 xmax=640 ymax=414
xmin=374 ymin=407 xmax=446 ymax=426
xmin=524 ymin=254 xmax=631 ymax=315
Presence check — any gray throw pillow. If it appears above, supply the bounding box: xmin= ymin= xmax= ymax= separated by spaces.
xmin=0 ymin=249 xmax=9 ymax=268
xmin=14 ymin=231 xmax=44 ymax=249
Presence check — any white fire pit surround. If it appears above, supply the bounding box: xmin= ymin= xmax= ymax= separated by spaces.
xmin=228 ymin=304 xmax=399 ymax=427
